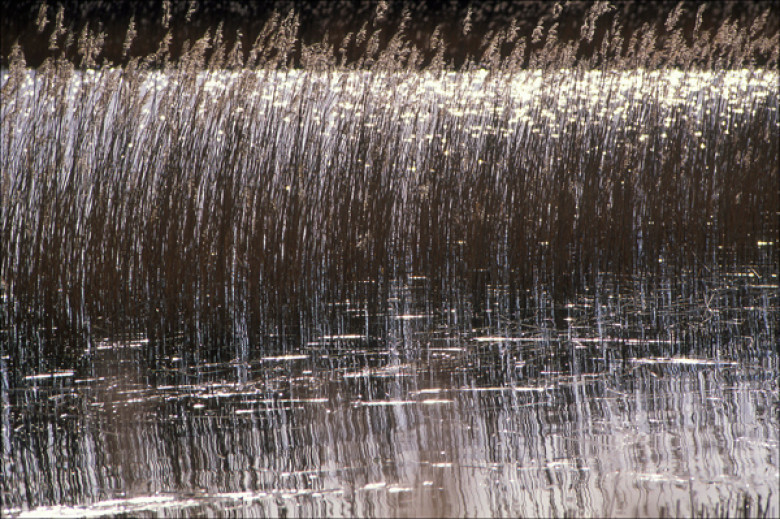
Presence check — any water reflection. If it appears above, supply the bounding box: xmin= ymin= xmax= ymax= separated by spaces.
xmin=2 ymin=270 xmax=777 ymax=518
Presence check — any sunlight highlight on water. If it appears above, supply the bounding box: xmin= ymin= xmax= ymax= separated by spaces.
xmin=3 ymin=269 xmax=777 ymax=517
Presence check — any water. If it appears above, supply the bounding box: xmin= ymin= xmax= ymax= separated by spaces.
xmin=3 ymin=267 xmax=777 ymax=518
xmin=1 ymin=62 xmax=777 ymax=517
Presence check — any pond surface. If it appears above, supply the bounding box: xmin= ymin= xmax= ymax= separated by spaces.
xmin=2 ymin=15 xmax=778 ymax=515
xmin=2 ymin=268 xmax=777 ymax=518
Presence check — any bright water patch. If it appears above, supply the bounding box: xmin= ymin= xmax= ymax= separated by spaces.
xmin=2 ymin=271 xmax=777 ymax=518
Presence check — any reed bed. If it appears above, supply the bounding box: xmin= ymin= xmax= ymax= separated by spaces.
xmin=1 ymin=2 xmax=778 ymax=348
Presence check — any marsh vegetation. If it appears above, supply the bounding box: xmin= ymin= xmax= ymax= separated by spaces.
xmin=1 ymin=1 xmax=778 ymax=517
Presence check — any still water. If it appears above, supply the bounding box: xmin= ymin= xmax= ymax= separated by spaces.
xmin=2 ymin=266 xmax=777 ymax=517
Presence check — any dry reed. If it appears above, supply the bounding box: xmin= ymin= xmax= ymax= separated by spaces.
xmin=1 ymin=2 xmax=777 ymax=350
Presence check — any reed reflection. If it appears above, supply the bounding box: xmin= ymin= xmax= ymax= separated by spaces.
xmin=3 ymin=271 xmax=777 ymax=517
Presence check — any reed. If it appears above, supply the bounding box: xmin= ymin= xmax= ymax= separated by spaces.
xmin=1 ymin=1 xmax=777 ymax=350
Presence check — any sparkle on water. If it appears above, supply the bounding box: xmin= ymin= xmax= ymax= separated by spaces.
xmin=2 ymin=264 xmax=778 ymax=518
xmin=1 ymin=64 xmax=777 ymax=517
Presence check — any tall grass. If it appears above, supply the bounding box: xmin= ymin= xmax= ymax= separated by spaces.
xmin=1 ymin=2 xmax=778 ymax=347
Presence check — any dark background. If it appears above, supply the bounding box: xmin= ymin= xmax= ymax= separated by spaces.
xmin=1 ymin=0 xmax=778 ymax=68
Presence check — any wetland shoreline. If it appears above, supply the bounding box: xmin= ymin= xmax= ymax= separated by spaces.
xmin=2 ymin=1 xmax=778 ymax=517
